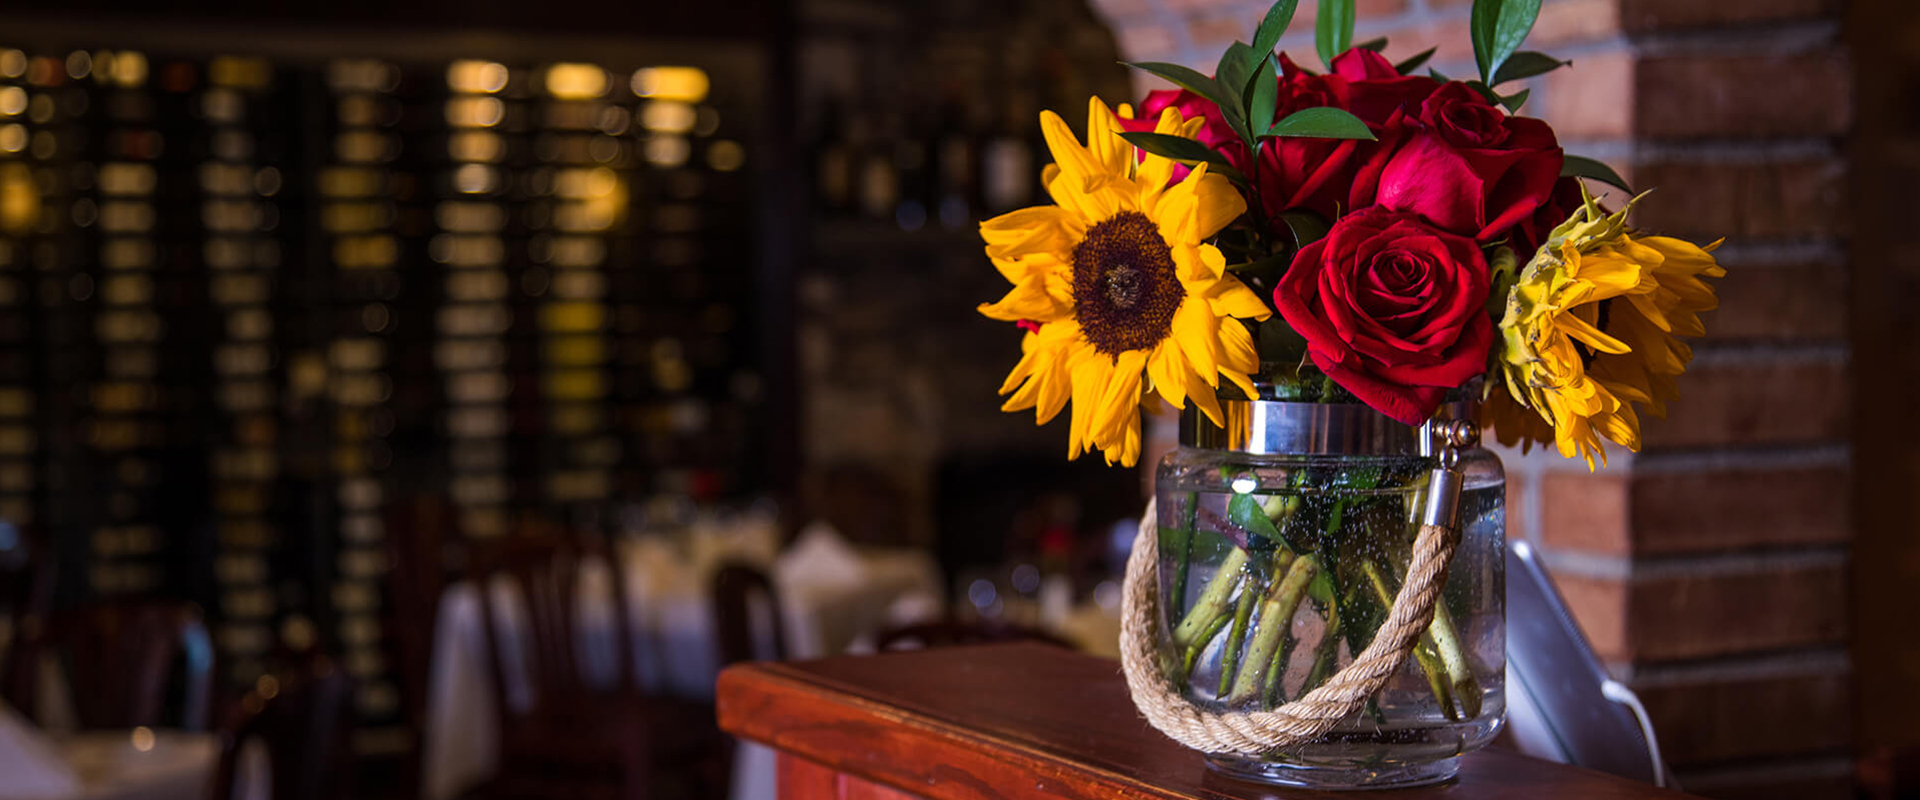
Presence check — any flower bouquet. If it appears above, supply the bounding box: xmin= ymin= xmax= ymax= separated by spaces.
xmin=977 ymin=0 xmax=1724 ymax=788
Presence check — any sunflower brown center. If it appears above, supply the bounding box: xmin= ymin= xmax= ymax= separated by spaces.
xmin=1072 ymin=211 xmax=1184 ymax=356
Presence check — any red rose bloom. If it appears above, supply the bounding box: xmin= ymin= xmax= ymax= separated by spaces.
xmin=1349 ymin=82 xmax=1563 ymax=243
xmin=1273 ymin=207 xmax=1494 ymax=425
xmin=1330 ymin=48 xmax=1438 ymax=124
xmin=1257 ymin=55 xmax=1359 ymax=221
xmin=1122 ymin=87 xmax=1248 ymax=179
xmin=1511 ymin=176 xmax=1584 ymax=258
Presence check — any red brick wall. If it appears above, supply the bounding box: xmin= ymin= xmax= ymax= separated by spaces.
xmin=1086 ymin=1 xmax=1855 ymax=797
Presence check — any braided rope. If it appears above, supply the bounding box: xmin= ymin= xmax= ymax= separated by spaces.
xmin=1118 ymin=497 xmax=1463 ymax=755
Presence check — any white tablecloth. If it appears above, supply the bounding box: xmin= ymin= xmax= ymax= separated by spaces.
xmin=420 ymin=526 xmax=941 ymax=800
xmin=0 ymin=725 xmax=266 ymax=800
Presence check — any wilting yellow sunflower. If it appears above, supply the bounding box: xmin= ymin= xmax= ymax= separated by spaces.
xmin=1488 ymin=188 xmax=1725 ymax=468
xmin=978 ymin=97 xmax=1269 ymax=467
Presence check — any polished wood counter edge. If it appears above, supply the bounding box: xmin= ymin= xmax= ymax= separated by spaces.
xmin=716 ymin=642 xmax=1697 ymax=800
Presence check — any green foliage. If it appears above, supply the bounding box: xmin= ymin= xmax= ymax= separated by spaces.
xmin=1249 ymin=55 xmax=1280 ymax=132
xmin=1394 ymin=46 xmax=1437 ymax=75
xmin=1354 ymin=36 xmax=1389 ymax=52
xmin=1498 ymin=86 xmax=1531 ymax=112
xmin=1316 ymin=0 xmax=1356 ymax=71
xmin=1469 ymin=0 xmax=1542 ymax=86
xmin=1248 ymin=0 xmax=1301 ymax=73
xmin=1561 ymin=154 xmax=1632 ymax=192
xmin=1118 ymin=131 xmax=1250 ymax=185
xmin=1492 ymin=51 xmax=1570 ymax=84
xmin=1265 ymin=107 xmax=1376 ymax=140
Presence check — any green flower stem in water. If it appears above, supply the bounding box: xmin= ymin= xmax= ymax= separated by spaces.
xmin=1172 ymin=547 xmax=1249 ymax=648
xmin=1426 ymin=594 xmax=1484 ymax=718
xmin=1229 ymin=554 xmax=1318 ymax=704
xmin=1181 ymin=602 xmax=1235 ymax=680
xmin=1216 ymin=579 xmax=1260 ymax=696
xmin=1362 ymin=559 xmax=1460 ymax=720
xmin=1170 ymin=491 xmax=1199 ymax=620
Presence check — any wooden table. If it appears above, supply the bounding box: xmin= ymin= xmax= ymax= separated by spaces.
xmin=717 ymin=643 xmax=1696 ymax=800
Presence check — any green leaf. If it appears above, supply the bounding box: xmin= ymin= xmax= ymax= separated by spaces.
xmin=1248 ymin=0 xmax=1301 ymax=75
xmin=1219 ymin=41 xmax=1258 ymax=106
xmin=1428 ymin=66 xmax=1452 ymax=83
xmin=1224 ymin=251 xmax=1291 ymax=277
xmin=1354 ymin=36 xmax=1389 ymax=52
xmin=1470 ymin=0 xmax=1543 ymax=85
xmin=1393 ymin=46 xmax=1437 ymax=75
xmin=1119 ymin=131 xmax=1250 ymax=185
xmin=1497 ymin=86 xmax=1531 ymax=113
xmin=1120 ymin=131 xmax=1223 ymax=165
xmin=1123 ymin=61 xmax=1219 ymax=98
xmin=1315 ymin=0 xmax=1356 ymax=71
xmin=1309 ymin=571 xmax=1336 ymax=606
xmin=1265 ymin=106 xmax=1377 ymax=140
xmin=1492 ymin=50 xmax=1569 ymax=84
xmin=1464 ymin=80 xmax=1502 ymax=105
xmin=1279 ymin=210 xmax=1329 ymax=249
xmin=1228 ymin=493 xmax=1284 ymax=550
xmin=1561 ymin=154 xmax=1632 ymax=192
xmin=1213 ymin=45 xmax=1259 ymax=147
xmin=1249 ymin=55 xmax=1280 ymax=133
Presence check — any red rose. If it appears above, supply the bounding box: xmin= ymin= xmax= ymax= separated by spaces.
xmin=1349 ymin=83 xmax=1563 ymax=243
xmin=1273 ymin=207 xmax=1494 ymax=425
xmin=1511 ymin=176 xmax=1584 ymax=258
xmin=1256 ymin=56 xmax=1359 ymax=220
xmin=1122 ymin=87 xmax=1249 ymax=179
xmin=1330 ymin=48 xmax=1438 ymax=124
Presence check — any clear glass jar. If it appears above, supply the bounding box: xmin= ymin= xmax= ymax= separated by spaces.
xmin=1152 ymin=399 xmax=1505 ymax=789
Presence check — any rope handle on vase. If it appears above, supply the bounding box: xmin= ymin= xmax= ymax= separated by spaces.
xmin=1117 ymin=419 xmax=1480 ymax=755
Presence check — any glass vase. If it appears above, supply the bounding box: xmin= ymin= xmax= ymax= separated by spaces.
xmin=1152 ymin=396 xmax=1505 ymax=790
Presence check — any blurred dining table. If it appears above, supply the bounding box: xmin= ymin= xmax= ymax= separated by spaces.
xmin=0 ymin=704 xmax=267 ymax=800
xmin=419 ymin=517 xmax=943 ymax=800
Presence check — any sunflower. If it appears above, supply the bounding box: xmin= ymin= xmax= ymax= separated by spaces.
xmin=978 ymin=98 xmax=1270 ymax=467
xmin=1488 ymin=188 xmax=1725 ymax=468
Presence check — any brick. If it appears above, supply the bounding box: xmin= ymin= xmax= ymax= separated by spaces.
xmin=1558 ymin=561 xmax=1848 ymax=662
xmin=1639 ymin=358 xmax=1848 ymax=448
xmin=1542 ymin=47 xmax=1636 ymax=140
xmin=1360 ymin=16 xmax=1476 ymax=69
xmin=1538 ymin=471 xmax=1630 ymax=555
xmin=1635 ymin=671 xmax=1851 ymax=765
xmin=1187 ymin=13 xmax=1252 ymax=52
xmin=1632 ymin=158 xmax=1847 ymax=244
xmin=1539 ymin=466 xmax=1850 ymax=556
xmin=1705 ymin=263 xmax=1847 ymax=340
xmin=1530 ymin=0 xmax=1622 ymax=46
xmin=1115 ymin=24 xmax=1182 ymax=63
xmin=1549 ymin=573 xmax=1629 ymax=657
xmin=1629 ymin=467 xmax=1851 ymax=553
xmin=1633 ymin=563 xmax=1847 ymax=660
xmin=1619 ymin=0 xmax=1841 ymax=32
xmin=1636 ymin=53 xmax=1852 ymax=138
xmin=1086 ymin=0 xmax=1162 ymax=23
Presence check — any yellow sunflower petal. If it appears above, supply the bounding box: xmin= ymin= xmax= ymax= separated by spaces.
xmin=977 ymin=273 xmax=1068 ymax=322
xmin=1040 ymin=109 xmax=1109 ymax=195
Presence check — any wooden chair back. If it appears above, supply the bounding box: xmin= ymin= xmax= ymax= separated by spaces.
xmin=211 ymin=651 xmax=356 ymax=800
xmin=711 ymin=562 xmax=785 ymax=666
xmin=380 ymin=494 xmax=454 ymax=731
xmin=9 ymin=600 xmax=214 ymax=730
xmin=0 ymin=526 xmax=53 ymax=698
xmin=470 ymin=532 xmax=634 ymax=716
